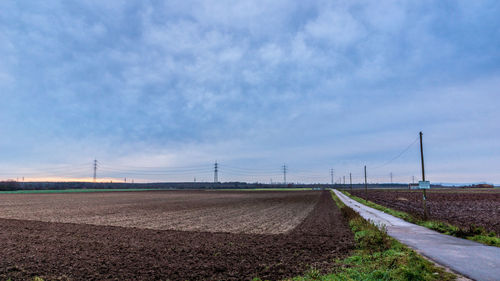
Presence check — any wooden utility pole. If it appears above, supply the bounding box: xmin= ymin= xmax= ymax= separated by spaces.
xmin=364 ymin=165 xmax=367 ymax=196
xmin=349 ymin=172 xmax=352 ymax=191
xmin=420 ymin=131 xmax=429 ymax=219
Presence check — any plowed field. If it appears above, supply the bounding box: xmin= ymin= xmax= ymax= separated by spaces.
xmin=350 ymin=189 xmax=500 ymax=234
xmin=0 ymin=190 xmax=354 ymax=280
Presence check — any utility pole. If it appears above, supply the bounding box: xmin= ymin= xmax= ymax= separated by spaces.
xmin=364 ymin=165 xmax=367 ymax=195
xmin=420 ymin=131 xmax=428 ymax=219
xmin=283 ymin=164 xmax=287 ymax=184
xmin=349 ymin=172 xmax=352 ymax=191
xmin=214 ymin=161 xmax=219 ymax=183
xmin=330 ymin=169 xmax=334 ymax=185
xmin=93 ymin=159 xmax=98 ymax=183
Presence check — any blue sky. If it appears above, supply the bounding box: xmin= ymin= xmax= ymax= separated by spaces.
xmin=1 ymin=1 xmax=499 ymax=184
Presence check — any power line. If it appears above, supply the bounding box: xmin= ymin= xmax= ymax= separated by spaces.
xmin=99 ymin=167 xmax=212 ymax=175
xmin=98 ymin=165 xmax=210 ymax=173
xmin=220 ymin=166 xmax=282 ymax=175
xmin=219 ymin=164 xmax=282 ymax=172
xmin=372 ymin=136 xmax=419 ymax=170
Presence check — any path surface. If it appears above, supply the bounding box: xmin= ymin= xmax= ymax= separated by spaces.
xmin=334 ymin=190 xmax=500 ymax=281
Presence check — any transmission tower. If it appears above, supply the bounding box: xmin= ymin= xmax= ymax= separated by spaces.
xmin=214 ymin=161 xmax=219 ymax=183
xmin=283 ymin=164 xmax=287 ymax=184
xmin=93 ymin=159 xmax=98 ymax=182
xmin=330 ymin=169 xmax=334 ymax=185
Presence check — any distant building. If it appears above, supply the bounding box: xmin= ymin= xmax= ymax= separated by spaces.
xmin=408 ymin=183 xmax=419 ymax=190
xmin=466 ymin=184 xmax=494 ymax=189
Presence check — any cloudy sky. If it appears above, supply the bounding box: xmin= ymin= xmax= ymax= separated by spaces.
xmin=1 ymin=1 xmax=499 ymax=184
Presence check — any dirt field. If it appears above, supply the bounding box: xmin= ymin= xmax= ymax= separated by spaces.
xmin=350 ymin=189 xmax=500 ymax=234
xmin=0 ymin=190 xmax=354 ymax=280
xmin=0 ymin=190 xmax=319 ymax=234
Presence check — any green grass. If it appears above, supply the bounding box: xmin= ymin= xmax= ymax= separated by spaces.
xmin=0 ymin=188 xmax=163 ymax=194
xmin=341 ymin=190 xmax=500 ymax=247
xmin=215 ymin=188 xmax=314 ymax=191
xmin=289 ymin=191 xmax=456 ymax=281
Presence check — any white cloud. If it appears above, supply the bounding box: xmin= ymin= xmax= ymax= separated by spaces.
xmin=258 ymin=43 xmax=284 ymax=65
xmin=0 ymin=0 xmax=499 ymax=183
xmin=304 ymin=9 xmax=365 ymax=46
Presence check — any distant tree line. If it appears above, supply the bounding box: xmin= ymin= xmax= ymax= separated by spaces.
xmin=0 ymin=181 xmax=493 ymax=191
xmin=465 ymin=184 xmax=494 ymax=188
xmin=0 ymin=180 xmax=21 ymax=191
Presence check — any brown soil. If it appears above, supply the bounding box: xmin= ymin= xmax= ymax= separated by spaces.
xmin=0 ymin=190 xmax=319 ymax=234
xmin=0 ymin=191 xmax=354 ymax=280
xmin=350 ymin=189 xmax=500 ymax=234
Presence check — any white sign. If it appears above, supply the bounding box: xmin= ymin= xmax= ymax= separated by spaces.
xmin=419 ymin=181 xmax=430 ymax=189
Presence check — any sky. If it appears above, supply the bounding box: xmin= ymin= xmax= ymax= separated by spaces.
xmin=0 ymin=1 xmax=499 ymax=184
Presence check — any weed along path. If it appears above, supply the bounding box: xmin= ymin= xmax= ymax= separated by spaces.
xmin=333 ymin=190 xmax=500 ymax=281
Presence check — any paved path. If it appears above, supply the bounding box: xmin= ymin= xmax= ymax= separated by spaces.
xmin=333 ymin=190 xmax=500 ymax=281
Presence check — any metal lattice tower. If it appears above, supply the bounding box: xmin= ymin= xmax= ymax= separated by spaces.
xmin=330 ymin=169 xmax=334 ymax=185
xmin=93 ymin=159 xmax=98 ymax=182
xmin=283 ymin=164 xmax=287 ymax=184
xmin=214 ymin=161 xmax=218 ymax=183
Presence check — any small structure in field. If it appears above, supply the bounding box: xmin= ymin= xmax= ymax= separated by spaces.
xmin=408 ymin=183 xmax=419 ymax=190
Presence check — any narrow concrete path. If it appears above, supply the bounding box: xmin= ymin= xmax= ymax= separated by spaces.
xmin=333 ymin=190 xmax=500 ymax=281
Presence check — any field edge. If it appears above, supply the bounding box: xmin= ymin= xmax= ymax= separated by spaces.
xmin=341 ymin=190 xmax=500 ymax=247
xmin=290 ymin=191 xmax=456 ymax=281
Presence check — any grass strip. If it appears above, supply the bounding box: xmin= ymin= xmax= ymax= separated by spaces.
xmin=287 ymin=192 xmax=456 ymax=281
xmin=0 ymin=188 xmax=164 ymax=194
xmin=215 ymin=188 xmax=314 ymax=191
xmin=341 ymin=190 xmax=500 ymax=247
